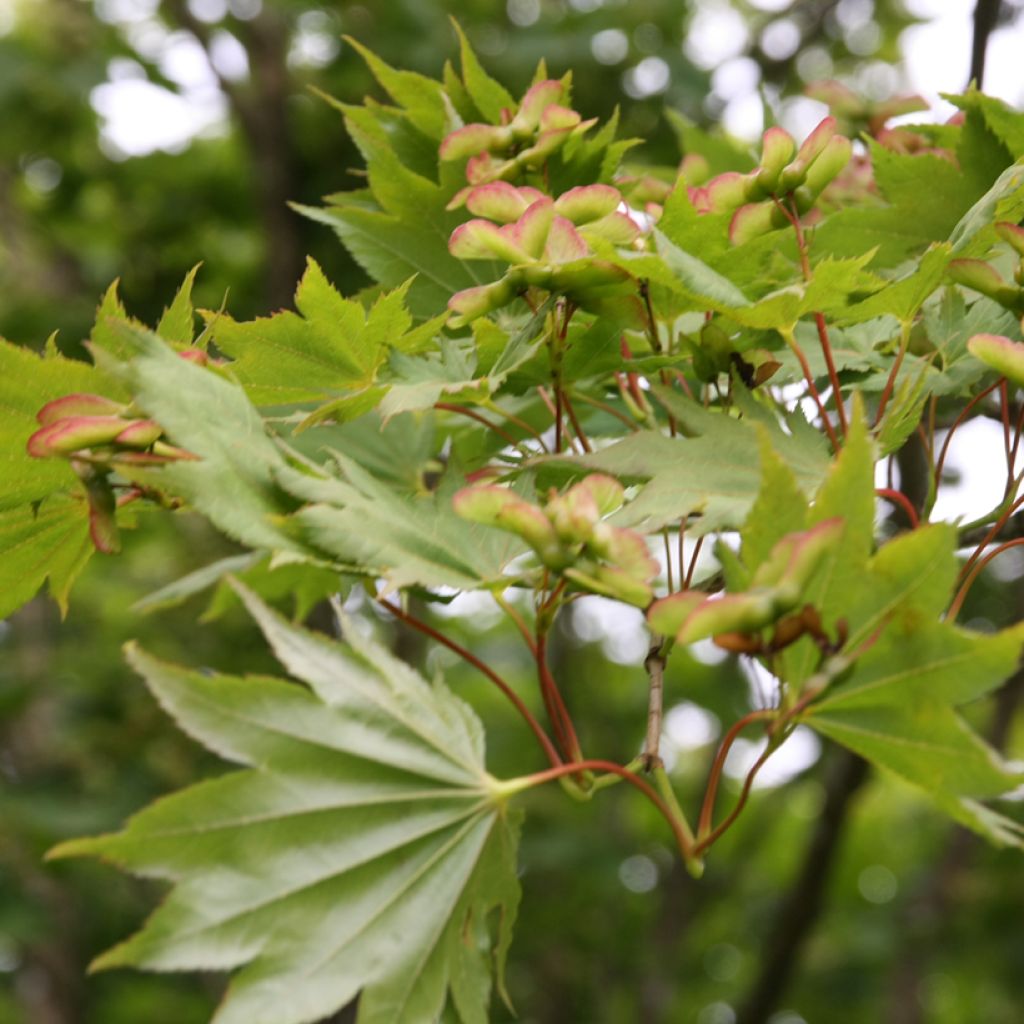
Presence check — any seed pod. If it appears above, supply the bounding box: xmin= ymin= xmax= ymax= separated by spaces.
xmin=646 ymin=590 xmax=707 ymax=637
xmin=27 ymin=415 xmax=132 ymax=458
xmin=995 ymin=221 xmax=1024 ymax=257
xmin=948 ymin=259 xmax=1017 ymax=305
xmin=967 ymin=333 xmax=1024 ymax=388
xmin=453 ymin=485 xmax=565 ymax=567
xmin=554 ymin=184 xmax=622 ymax=225
xmin=511 ymin=80 xmax=567 ymax=132
xmin=755 ymin=126 xmax=797 ymax=194
xmin=714 ymin=631 xmax=764 ymax=654
xmin=114 ymin=419 xmax=163 ymax=449
xmin=565 ymin=564 xmax=653 ymax=608
xmin=680 ymin=591 xmax=780 ymax=645
xmin=440 ymin=122 xmax=513 ymax=162
xmin=546 ymin=488 xmax=599 ymax=545
xmin=36 ymin=393 xmax=126 ymax=426
xmin=802 ymin=135 xmax=853 ymax=198
xmin=752 ymin=519 xmax=845 ymax=598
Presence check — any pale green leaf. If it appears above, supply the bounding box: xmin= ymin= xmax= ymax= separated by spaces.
xmin=51 ymin=586 xmax=520 ymax=1024
xmin=102 ymin=322 xmax=307 ymax=554
xmin=807 ymin=702 xmax=1022 ymax=800
xmin=157 ymin=264 xmax=201 ymax=347
xmin=0 ymin=495 xmax=92 ymax=619
xmin=451 ymin=20 xmax=515 ymax=122
xmin=208 ymin=260 xmax=400 ymax=404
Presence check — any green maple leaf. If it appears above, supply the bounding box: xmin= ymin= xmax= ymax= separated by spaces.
xmin=551 ymin=386 xmax=829 ymax=538
xmin=51 ymin=584 xmax=522 ymax=1024
xmin=207 ymin=261 xmax=442 ymax=406
xmin=0 ymin=495 xmax=93 ymax=618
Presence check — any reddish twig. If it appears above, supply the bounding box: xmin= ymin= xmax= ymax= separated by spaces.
xmin=562 ymin=389 xmax=593 ymax=452
xmin=694 ymin=741 xmax=776 ymax=856
xmin=934 ymin=380 xmax=1001 ymax=483
xmin=872 ymin=324 xmax=912 ymax=430
xmin=684 ymin=535 xmax=705 ymax=589
xmin=570 ymin=389 xmax=641 ymax=431
xmin=959 ymin=491 xmax=1024 ymax=580
xmin=783 ymin=331 xmax=841 ymax=453
xmin=514 ymin=759 xmax=695 ymax=860
xmin=948 ymin=537 xmax=1024 ymax=621
xmin=378 ymin=597 xmax=561 ymax=767
xmin=536 ymin=628 xmax=583 ymax=763
xmin=697 ymin=709 xmax=776 ymax=840
xmin=434 ymin=402 xmax=522 ymax=449
xmin=876 ymin=488 xmax=919 ymax=529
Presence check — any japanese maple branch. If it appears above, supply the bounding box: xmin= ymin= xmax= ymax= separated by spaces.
xmin=378 ymin=597 xmax=561 ymax=767
xmin=535 ymin=627 xmax=583 ymax=763
xmin=779 ymin=327 xmax=841 ymax=453
xmin=642 ymin=639 xmax=669 ymax=769
xmin=783 ymin=196 xmax=848 ymax=438
xmin=948 ymin=537 xmax=1024 ymax=620
xmin=504 ymin=759 xmax=698 ymax=868
xmin=696 ymin=709 xmax=776 ymax=842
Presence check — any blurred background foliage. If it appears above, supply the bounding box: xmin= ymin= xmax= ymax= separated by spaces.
xmin=2 ymin=2 xmax=1024 ymax=1023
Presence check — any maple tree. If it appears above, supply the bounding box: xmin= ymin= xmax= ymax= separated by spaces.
xmin=4 ymin=31 xmax=1024 ymax=1024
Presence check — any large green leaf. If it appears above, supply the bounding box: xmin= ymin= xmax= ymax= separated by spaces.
xmin=51 ymin=585 xmax=521 ymax=1024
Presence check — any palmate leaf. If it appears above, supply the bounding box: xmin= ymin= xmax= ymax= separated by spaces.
xmin=51 ymin=585 xmax=521 ymax=1024
xmin=207 ymin=261 xmax=443 ymax=406
xmin=547 ymin=387 xmax=829 ymax=537
xmin=278 ymin=458 xmax=528 ymax=592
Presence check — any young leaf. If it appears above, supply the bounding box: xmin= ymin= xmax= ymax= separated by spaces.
xmin=51 ymin=585 xmax=521 ymax=1024
xmin=208 ymin=262 xmax=433 ymax=404
xmin=156 ymin=264 xmax=201 ymax=347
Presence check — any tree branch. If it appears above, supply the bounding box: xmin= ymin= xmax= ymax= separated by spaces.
xmin=970 ymin=0 xmax=1003 ymax=88
xmin=734 ymin=751 xmax=870 ymax=1024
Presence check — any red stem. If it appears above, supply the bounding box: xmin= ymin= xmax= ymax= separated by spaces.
xmin=782 ymin=197 xmax=847 ymax=438
xmin=684 ymin=535 xmax=705 ymax=589
xmin=694 ymin=743 xmax=775 ymax=856
xmin=516 ymin=759 xmax=695 ymax=860
xmin=697 ymin=709 xmax=775 ymax=840
xmin=948 ymin=537 xmax=1024 ymax=621
xmin=814 ymin=313 xmax=848 ymax=436
xmin=434 ymin=403 xmax=522 ymax=449
xmin=536 ymin=629 xmax=583 ymax=763
xmin=876 ymin=488 xmax=919 ymax=529
xmin=785 ymin=333 xmax=841 ymax=453
xmin=934 ymin=380 xmax=1001 ymax=483
xmin=571 ymin=389 xmax=641 ymax=432
xmin=378 ymin=598 xmax=561 ymax=767
xmin=960 ymin=491 xmax=1024 ymax=580
xmin=562 ymin=389 xmax=593 ymax=453
xmin=1001 ymin=380 xmax=1013 ymax=469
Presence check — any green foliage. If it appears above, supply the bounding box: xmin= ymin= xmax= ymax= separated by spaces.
xmin=5 ymin=27 xmax=1024 ymax=1024
xmin=53 ymin=585 xmax=521 ymax=1024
